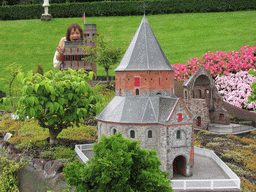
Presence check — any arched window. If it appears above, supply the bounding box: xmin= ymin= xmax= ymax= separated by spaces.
xmin=113 ymin=128 xmax=117 ymax=135
xmin=184 ymin=90 xmax=188 ymax=99
xmin=197 ymin=116 xmax=201 ymax=127
xmin=136 ymin=89 xmax=139 ymax=95
xmin=148 ymin=130 xmax=152 ymax=138
xmin=156 ymin=92 xmax=161 ymax=96
xmin=176 ymin=130 xmax=181 ymax=139
xmin=130 ymin=130 xmax=135 ymax=138
xmin=198 ymin=89 xmax=202 ymax=98
xmin=219 ymin=113 xmax=224 ymax=120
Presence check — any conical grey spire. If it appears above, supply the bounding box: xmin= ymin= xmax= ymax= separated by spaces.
xmin=115 ymin=16 xmax=174 ymax=71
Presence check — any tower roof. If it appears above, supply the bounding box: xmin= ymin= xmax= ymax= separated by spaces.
xmin=115 ymin=16 xmax=175 ymax=71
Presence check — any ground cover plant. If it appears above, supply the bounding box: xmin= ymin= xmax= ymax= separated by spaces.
xmin=194 ymin=130 xmax=256 ymax=192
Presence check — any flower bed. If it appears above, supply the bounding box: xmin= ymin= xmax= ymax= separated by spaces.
xmin=172 ymin=45 xmax=256 ymax=109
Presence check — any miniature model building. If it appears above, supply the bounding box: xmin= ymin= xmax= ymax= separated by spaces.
xmin=61 ymin=24 xmax=97 ymax=75
xmin=96 ymin=16 xmax=194 ymax=179
xmin=174 ymin=65 xmax=230 ymax=129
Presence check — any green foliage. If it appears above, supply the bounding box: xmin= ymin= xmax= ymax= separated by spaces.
xmin=0 ymin=63 xmax=23 ymax=112
xmin=63 ymin=133 xmax=173 ymax=192
xmin=85 ymin=34 xmax=123 ymax=83
xmin=16 ymin=69 xmax=102 ymax=144
xmin=1 ymin=0 xmax=256 ymax=20
xmin=0 ymin=149 xmax=31 ymax=192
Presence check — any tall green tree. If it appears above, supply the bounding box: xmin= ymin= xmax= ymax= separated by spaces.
xmin=16 ymin=69 xmax=102 ymax=144
xmin=85 ymin=34 xmax=123 ymax=84
xmin=63 ymin=133 xmax=173 ymax=192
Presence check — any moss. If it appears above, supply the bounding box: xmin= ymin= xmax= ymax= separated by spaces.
xmin=206 ymin=142 xmax=222 ymax=149
xmin=251 ymin=130 xmax=256 ymax=135
xmin=213 ymin=137 xmax=226 ymax=142
xmin=240 ymin=137 xmax=256 ymax=145
xmin=241 ymin=178 xmax=256 ymax=192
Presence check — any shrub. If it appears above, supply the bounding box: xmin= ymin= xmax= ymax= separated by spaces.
xmin=63 ymin=133 xmax=174 ymax=192
xmin=0 ymin=150 xmax=31 ymax=192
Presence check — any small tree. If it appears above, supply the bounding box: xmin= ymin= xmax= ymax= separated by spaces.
xmin=16 ymin=69 xmax=102 ymax=144
xmin=63 ymin=133 xmax=173 ymax=192
xmin=84 ymin=34 xmax=123 ymax=84
xmin=0 ymin=63 xmax=23 ymax=112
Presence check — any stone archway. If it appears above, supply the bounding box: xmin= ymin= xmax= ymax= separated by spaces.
xmin=173 ymin=155 xmax=186 ymax=176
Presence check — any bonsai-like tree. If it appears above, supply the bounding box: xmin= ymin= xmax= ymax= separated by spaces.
xmin=63 ymin=133 xmax=174 ymax=192
xmin=16 ymin=69 xmax=102 ymax=144
xmin=84 ymin=34 xmax=123 ymax=84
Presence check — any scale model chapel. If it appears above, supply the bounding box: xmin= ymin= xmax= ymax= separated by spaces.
xmin=96 ymin=16 xmax=194 ymax=179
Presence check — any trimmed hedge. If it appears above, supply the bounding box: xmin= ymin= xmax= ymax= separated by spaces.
xmin=1 ymin=0 xmax=256 ymax=20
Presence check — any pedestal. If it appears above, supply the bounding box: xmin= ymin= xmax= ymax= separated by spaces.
xmin=41 ymin=14 xmax=52 ymax=22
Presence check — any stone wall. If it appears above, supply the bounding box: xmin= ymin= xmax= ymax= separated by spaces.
xmin=0 ymin=139 xmax=74 ymax=192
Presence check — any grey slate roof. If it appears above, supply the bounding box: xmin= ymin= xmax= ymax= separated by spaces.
xmin=115 ymin=16 xmax=175 ymax=71
xmin=96 ymin=96 xmax=179 ymax=124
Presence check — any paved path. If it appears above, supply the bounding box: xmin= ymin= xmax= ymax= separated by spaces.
xmin=173 ymin=154 xmax=230 ymax=180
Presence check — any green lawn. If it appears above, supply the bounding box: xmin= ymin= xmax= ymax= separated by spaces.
xmin=1 ymin=11 xmax=256 ymax=95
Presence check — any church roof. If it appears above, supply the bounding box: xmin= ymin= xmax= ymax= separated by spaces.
xmin=115 ymin=16 xmax=175 ymax=71
xmin=96 ymin=96 xmax=181 ymax=124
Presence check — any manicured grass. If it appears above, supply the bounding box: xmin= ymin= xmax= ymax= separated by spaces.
xmin=1 ymin=11 xmax=256 ymax=95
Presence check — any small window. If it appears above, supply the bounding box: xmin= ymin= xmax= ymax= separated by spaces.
xmin=72 ymin=55 xmax=76 ymax=61
xmin=219 ymin=114 xmax=224 ymax=120
xmin=65 ymin=55 xmax=70 ymax=61
xmin=134 ymin=77 xmax=140 ymax=87
xmin=178 ymin=113 xmax=182 ymax=122
xmin=113 ymin=128 xmax=117 ymax=135
xmin=176 ymin=130 xmax=181 ymax=139
xmin=156 ymin=92 xmax=161 ymax=95
xmin=198 ymin=89 xmax=202 ymax=98
xmin=87 ymin=33 xmax=90 ymax=37
xmin=136 ymin=89 xmax=139 ymax=95
xmin=119 ymin=89 xmax=121 ymax=96
xmin=130 ymin=130 xmax=135 ymax=138
xmin=148 ymin=130 xmax=152 ymax=138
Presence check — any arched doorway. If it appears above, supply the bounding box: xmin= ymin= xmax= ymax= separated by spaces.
xmin=173 ymin=155 xmax=186 ymax=176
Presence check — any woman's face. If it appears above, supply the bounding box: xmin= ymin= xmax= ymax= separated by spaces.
xmin=70 ymin=28 xmax=81 ymax=41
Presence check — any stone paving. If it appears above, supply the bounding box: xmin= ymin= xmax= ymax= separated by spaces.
xmin=173 ymin=154 xmax=229 ymax=180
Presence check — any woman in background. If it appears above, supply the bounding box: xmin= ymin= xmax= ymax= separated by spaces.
xmin=53 ymin=23 xmax=83 ymax=69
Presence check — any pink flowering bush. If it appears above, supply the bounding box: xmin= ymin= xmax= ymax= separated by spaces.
xmin=172 ymin=45 xmax=256 ymax=81
xmin=172 ymin=45 xmax=256 ymax=110
xmin=215 ymin=71 xmax=256 ymax=110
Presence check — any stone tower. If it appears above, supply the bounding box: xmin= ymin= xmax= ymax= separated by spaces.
xmin=96 ymin=16 xmax=194 ymax=178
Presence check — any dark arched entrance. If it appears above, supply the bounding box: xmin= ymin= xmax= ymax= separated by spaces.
xmin=197 ymin=116 xmax=201 ymax=127
xmin=173 ymin=155 xmax=186 ymax=176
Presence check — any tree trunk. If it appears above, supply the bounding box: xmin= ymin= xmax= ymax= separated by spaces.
xmin=49 ymin=128 xmax=61 ymax=145
xmin=106 ymin=68 xmax=110 ymax=84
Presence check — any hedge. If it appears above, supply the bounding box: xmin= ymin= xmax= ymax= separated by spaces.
xmin=1 ymin=0 xmax=256 ymax=20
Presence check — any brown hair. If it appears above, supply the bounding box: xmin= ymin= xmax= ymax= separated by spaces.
xmin=66 ymin=23 xmax=83 ymax=41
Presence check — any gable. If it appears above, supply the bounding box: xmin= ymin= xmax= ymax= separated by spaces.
xmin=167 ymin=98 xmax=192 ymax=123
